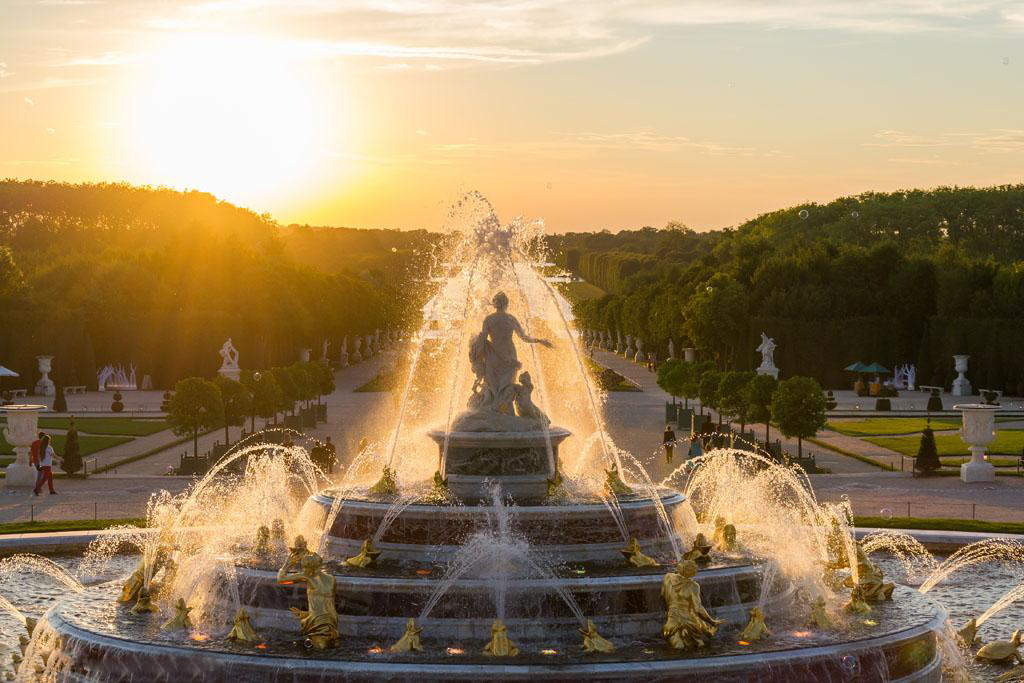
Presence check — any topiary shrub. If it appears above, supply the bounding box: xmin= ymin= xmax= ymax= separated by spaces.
xmin=926 ymin=394 xmax=943 ymax=412
xmin=112 ymin=391 xmax=124 ymax=412
xmin=914 ymin=426 xmax=941 ymax=476
xmin=52 ymin=385 xmax=67 ymax=413
xmin=61 ymin=419 xmax=83 ymax=476
xmin=874 ymin=398 xmax=891 ymax=411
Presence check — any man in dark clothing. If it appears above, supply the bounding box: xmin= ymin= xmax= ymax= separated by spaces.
xmin=323 ymin=436 xmax=337 ymax=475
xmin=663 ymin=424 xmax=676 ymax=464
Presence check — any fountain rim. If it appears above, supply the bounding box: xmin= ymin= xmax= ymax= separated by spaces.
xmin=43 ymin=591 xmax=947 ymax=679
xmin=426 ymin=426 xmax=572 ymax=441
xmin=311 ymin=489 xmax=685 ymax=515
xmin=0 ymin=404 xmax=48 ymax=413
xmin=952 ymin=403 xmax=998 ymax=412
xmin=235 ymin=560 xmax=760 ymax=590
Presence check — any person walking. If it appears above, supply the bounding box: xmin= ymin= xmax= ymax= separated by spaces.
xmin=323 ymin=436 xmax=337 ymax=475
xmin=33 ymin=433 xmax=58 ymax=496
xmin=29 ymin=431 xmax=43 ymax=469
xmin=663 ymin=424 xmax=676 ymax=464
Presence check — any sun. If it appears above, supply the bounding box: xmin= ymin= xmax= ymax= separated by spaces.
xmin=119 ymin=35 xmax=336 ymax=208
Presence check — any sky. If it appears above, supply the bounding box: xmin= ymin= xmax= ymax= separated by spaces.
xmin=1 ymin=1 xmax=1023 ymax=232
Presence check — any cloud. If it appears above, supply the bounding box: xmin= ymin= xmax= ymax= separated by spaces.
xmin=866 ymin=128 xmax=1024 ymax=153
xmin=427 ymin=130 xmax=760 ymax=160
xmin=0 ymin=62 xmax=12 ymax=78
xmin=46 ymin=127 xmax=56 ymax=134
xmin=23 ymin=96 xmax=35 ymax=107
xmin=0 ymin=77 xmax=98 ymax=93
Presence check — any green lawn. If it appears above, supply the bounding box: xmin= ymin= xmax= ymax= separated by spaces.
xmin=828 ymin=416 xmax=1020 ymax=438
xmin=0 ymin=433 xmax=133 ymax=456
xmin=0 ymin=518 xmax=145 ymax=535
xmin=354 ymin=371 xmax=397 ymax=392
xmin=0 ymin=416 xmax=168 ymax=436
xmin=583 ymin=357 xmax=641 ymax=392
xmin=854 ymin=516 xmax=1024 ymax=535
xmin=828 ymin=417 xmax=962 ymax=437
xmin=866 ymin=430 xmax=1024 ymax=458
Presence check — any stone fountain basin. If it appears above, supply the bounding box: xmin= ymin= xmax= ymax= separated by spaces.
xmin=41 ymin=584 xmax=944 ymax=682
xmin=235 ymin=560 xmax=789 ymax=640
xmin=314 ymin=490 xmax=689 ymax=563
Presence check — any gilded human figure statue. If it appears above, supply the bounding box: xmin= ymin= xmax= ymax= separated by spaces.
xmin=277 ymin=552 xmax=340 ymax=650
xmin=661 ymin=560 xmax=721 ymax=650
xmin=468 ymin=292 xmax=552 ymax=415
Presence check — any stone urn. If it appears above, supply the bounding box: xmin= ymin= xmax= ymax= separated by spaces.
xmin=952 ymin=355 xmax=972 ymax=397
xmin=2 ymin=404 xmax=46 ymax=488
xmin=35 ymin=355 xmax=55 ymax=397
xmin=955 ymin=403 xmax=997 ymax=483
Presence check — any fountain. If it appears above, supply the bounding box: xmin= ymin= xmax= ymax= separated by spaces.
xmin=0 ymin=196 xmax=963 ymax=681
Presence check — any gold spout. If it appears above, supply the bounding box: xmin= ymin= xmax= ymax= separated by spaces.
xmin=739 ymin=607 xmax=770 ymax=642
xmin=227 ymin=608 xmax=260 ymax=644
xmin=482 ymin=619 xmax=518 ymax=657
xmin=546 ymin=469 xmax=564 ymax=497
xmin=389 ymin=618 xmax=423 ymax=653
xmin=161 ymin=598 xmax=193 ymax=631
xmin=369 ymin=466 xmax=398 ymax=495
xmin=344 ymin=538 xmax=382 ymax=568
xmin=130 ymin=589 xmax=158 ymax=615
xmin=580 ymin=619 xmax=615 ymax=653
xmin=620 ymin=537 xmax=658 ymax=568
xmin=604 ymin=462 xmax=633 ymax=496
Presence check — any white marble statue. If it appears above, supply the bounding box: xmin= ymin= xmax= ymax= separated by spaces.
xmin=668 ymin=339 xmax=676 ymax=360
xmin=952 ymin=355 xmax=971 ymax=396
xmin=351 ymin=337 xmax=363 ymax=363
xmin=466 ymin=292 xmax=552 ymax=417
xmin=218 ymin=339 xmax=241 ymax=380
xmin=339 ymin=337 xmax=349 ymax=368
xmin=35 ymin=356 xmax=55 ymax=397
xmin=321 ymin=339 xmax=330 ymax=361
xmin=634 ymin=339 xmax=645 ymax=363
xmin=756 ymin=332 xmax=779 ymax=379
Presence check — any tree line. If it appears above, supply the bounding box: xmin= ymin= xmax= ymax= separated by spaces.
xmin=552 ymin=186 xmax=1024 ymax=390
xmin=0 ymin=181 xmax=435 ymax=389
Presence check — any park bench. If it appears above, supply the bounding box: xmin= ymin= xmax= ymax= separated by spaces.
xmin=64 ymin=385 xmax=87 ymax=394
xmin=979 ymin=388 xmax=1002 ymax=405
xmin=9 ymin=389 xmax=27 ymax=398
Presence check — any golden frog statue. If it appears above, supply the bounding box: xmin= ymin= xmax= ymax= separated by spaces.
xmin=344 ymin=539 xmax=382 ymax=569
xmin=580 ymin=619 xmax=616 ymax=653
xmin=227 ymin=608 xmax=260 ymax=644
xmin=389 ymin=618 xmax=423 ymax=653
xmin=482 ymin=619 xmax=518 ymax=657
xmin=160 ymin=598 xmax=193 ymax=631
xmin=739 ymin=607 xmax=770 ymax=642
xmin=620 ymin=537 xmax=658 ymax=568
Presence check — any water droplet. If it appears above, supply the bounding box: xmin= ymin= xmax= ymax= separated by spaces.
xmin=798 ymin=209 xmax=809 ymax=220
xmin=841 ymin=654 xmax=860 ymax=677
xmin=391 ymin=247 xmax=398 ymax=253
xmin=252 ymin=372 xmax=262 ymax=382
xmin=880 ymin=508 xmax=893 ymax=520
xmin=546 ymin=182 xmax=553 ymax=190
xmin=851 ymin=211 xmax=859 ymax=218
xmin=1003 ymin=56 xmax=1010 ymax=66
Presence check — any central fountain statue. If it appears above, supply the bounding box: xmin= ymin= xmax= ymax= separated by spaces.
xmin=430 ymin=291 xmax=571 ymax=501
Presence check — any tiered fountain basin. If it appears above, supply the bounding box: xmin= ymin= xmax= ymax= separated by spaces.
xmin=40 ymin=583 xmax=944 ymax=682
xmin=314 ymin=487 xmax=687 ymax=563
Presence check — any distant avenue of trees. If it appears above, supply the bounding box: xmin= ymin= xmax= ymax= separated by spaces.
xmin=0 ymin=180 xmax=436 ymax=389
xmin=552 ymin=185 xmax=1024 ymax=391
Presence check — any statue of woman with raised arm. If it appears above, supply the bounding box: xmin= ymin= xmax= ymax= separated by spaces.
xmin=468 ymin=292 xmax=552 ymax=414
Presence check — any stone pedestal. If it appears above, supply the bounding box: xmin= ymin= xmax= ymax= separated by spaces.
xmin=3 ymin=405 xmax=46 ymax=488
xmin=952 ymin=355 xmax=972 ymax=397
xmin=955 ymin=403 xmax=996 ymax=483
xmin=683 ymin=348 xmax=696 ymax=363
xmin=756 ymin=365 xmax=779 ymax=380
xmin=35 ymin=355 xmax=55 ymax=396
xmin=218 ymin=366 xmax=241 ymax=381
xmin=428 ymin=427 xmax=571 ymax=502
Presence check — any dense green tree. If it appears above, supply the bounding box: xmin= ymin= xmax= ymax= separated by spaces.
xmin=770 ymin=376 xmax=827 ymax=458
xmin=241 ymin=370 xmax=282 ymax=430
xmin=717 ymin=371 xmax=756 ymax=432
xmin=656 ymin=359 xmax=685 ymax=402
xmin=52 ymin=386 xmax=67 ymax=413
xmin=914 ymin=425 xmax=942 ymax=475
xmin=167 ymin=377 xmax=224 ymax=457
xmin=272 ymin=367 xmax=298 ymax=416
xmin=697 ymin=370 xmax=722 ymax=421
xmin=213 ymin=375 xmax=253 ymax=446
xmin=745 ymin=374 xmax=778 ymax=443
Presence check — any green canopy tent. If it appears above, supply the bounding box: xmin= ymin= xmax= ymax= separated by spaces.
xmin=844 ymin=362 xmax=868 ymax=373
xmin=862 ymin=362 xmax=890 ymax=375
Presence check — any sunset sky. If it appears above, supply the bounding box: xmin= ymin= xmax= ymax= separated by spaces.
xmin=1 ymin=1 xmax=1023 ymax=232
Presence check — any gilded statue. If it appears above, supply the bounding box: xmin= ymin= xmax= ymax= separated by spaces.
xmin=278 ymin=552 xmax=340 ymax=650
xmin=482 ymin=619 xmax=519 ymax=656
xmin=661 ymin=560 xmax=720 ymax=650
